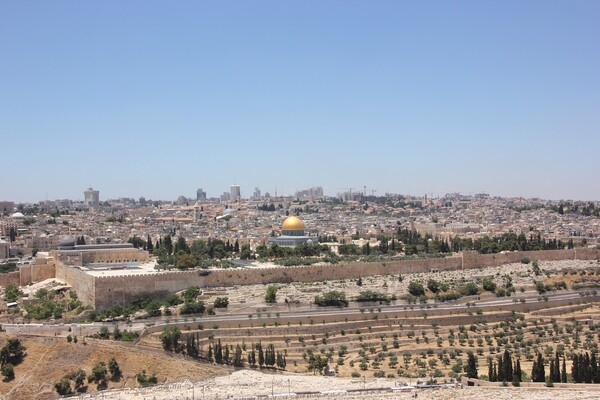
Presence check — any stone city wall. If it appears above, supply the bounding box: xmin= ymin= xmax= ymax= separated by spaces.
xmin=90 ymin=249 xmax=600 ymax=310
xmin=0 ymin=271 xmax=20 ymax=287
xmin=19 ymin=262 xmax=55 ymax=286
xmin=199 ymin=256 xmax=464 ymax=288
xmin=14 ymin=248 xmax=599 ymax=310
xmin=55 ymin=263 xmax=96 ymax=307
xmin=94 ymin=271 xmax=201 ymax=310
xmin=462 ymin=248 xmax=599 ymax=269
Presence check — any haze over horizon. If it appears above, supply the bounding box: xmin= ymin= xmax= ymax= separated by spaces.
xmin=2 ymin=2 xmax=599 ymax=203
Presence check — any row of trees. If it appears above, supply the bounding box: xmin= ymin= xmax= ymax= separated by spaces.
xmin=487 ymin=349 xmax=522 ymax=383
xmin=129 ymin=234 xmax=244 ymax=268
xmin=55 ymin=358 xmax=122 ymax=395
xmin=255 ymin=243 xmax=332 ymax=260
xmin=452 ymin=232 xmax=574 ymax=254
xmin=161 ymin=328 xmax=287 ymax=370
xmin=571 ymin=352 xmax=600 ymax=383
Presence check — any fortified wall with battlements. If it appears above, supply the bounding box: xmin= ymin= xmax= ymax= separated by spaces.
xmin=14 ymin=248 xmax=600 ymax=310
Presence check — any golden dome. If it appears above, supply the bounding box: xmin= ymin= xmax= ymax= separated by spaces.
xmin=281 ymin=216 xmax=304 ymax=231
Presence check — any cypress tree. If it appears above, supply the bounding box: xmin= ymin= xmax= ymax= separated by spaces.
xmin=514 ymin=359 xmax=522 ymax=383
xmin=207 ymin=343 xmax=213 ymax=362
xmin=215 ymin=340 xmax=223 ymax=364
xmin=503 ymin=349 xmax=513 ymax=382
xmin=466 ymin=351 xmax=478 ymax=379
xmin=497 ymin=354 xmax=505 ymax=382
xmin=584 ymin=353 xmax=592 ymax=383
xmin=531 ymin=360 xmax=538 ymax=383
xmin=147 ymin=235 xmax=153 ymax=253
xmin=535 ymin=353 xmax=546 ymax=383
xmin=561 ymin=356 xmax=567 ymax=383
xmin=572 ymin=354 xmax=580 ymax=383
xmin=553 ymin=352 xmax=561 ymax=382
xmin=224 ymin=343 xmax=230 ymax=364
xmin=591 ymin=353 xmax=598 ymax=383
xmin=258 ymin=342 xmax=264 ymax=368
xmin=488 ymin=357 xmax=494 ymax=382
xmin=233 ymin=344 xmax=243 ymax=367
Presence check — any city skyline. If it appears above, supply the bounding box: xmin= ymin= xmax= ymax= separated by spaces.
xmin=2 ymin=2 xmax=599 ymax=203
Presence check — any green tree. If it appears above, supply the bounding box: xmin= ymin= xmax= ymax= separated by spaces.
xmin=135 ymin=370 xmax=157 ymax=387
xmin=176 ymin=254 xmax=196 ymax=270
xmin=265 ymin=285 xmax=278 ymax=304
xmin=183 ymin=286 xmax=200 ymax=303
xmin=163 ymin=235 xmax=173 ymax=255
xmin=0 ymin=338 xmax=26 ymax=366
xmin=73 ymin=368 xmax=86 ymax=391
xmin=307 ymin=354 xmax=329 ymax=375
xmin=146 ymin=234 xmax=153 ymax=253
xmin=481 ymin=278 xmax=496 ymax=292
xmin=4 ymin=284 xmax=22 ymax=302
xmin=240 ymin=245 xmax=253 ymax=260
xmin=88 ymin=361 xmax=108 ymax=390
xmin=233 ymin=344 xmax=244 ymax=367
xmin=214 ymin=297 xmax=229 ymax=308
xmin=54 ymin=377 xmax=73 ymax=395
xmin=145 ymin=300 xmax=162 ymax=317
xmin=465 ymin=351 xmax=478 ymax=379
xmin=427 ymin=279 xmax=440 ymax=294
xmin=408 ymin=281 xmax=425 ymax=297
xmin=108 ymin=357 xmax=121 ymax=380
xmin=160 ymin=327 xmax=181 ymax=352
xmin=1 ymin=363 xmax=14 ymax=381
xmin=314 ymin=291 xmax=349 ymax=307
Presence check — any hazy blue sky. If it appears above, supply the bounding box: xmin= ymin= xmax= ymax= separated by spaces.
xmin=2 ymin=1 xmax=599 ymax=202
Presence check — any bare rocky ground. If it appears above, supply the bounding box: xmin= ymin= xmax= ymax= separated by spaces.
xmin=71 ymin=369 xmax=600 ymax=399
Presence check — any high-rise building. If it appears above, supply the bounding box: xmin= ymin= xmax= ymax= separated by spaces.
xmin=84 ymin=187 xmax=100 ymax=207
xmin=295 ymin=186 xmax=324 ymax=200
xmin=253 ymin=187 xmax=261 ymax=200
xmin=196 ymin=188 xmax=207 ymax=201
xmin=230 ymin=185 xmax=241 ymax=202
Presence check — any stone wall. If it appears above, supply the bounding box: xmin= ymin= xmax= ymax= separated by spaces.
xmin=0 ymin=271 xmax=20 ymax=287
xmin=462 ymin=248 xmax=599 ymax=269
xmin=90 ymin=248 xmax=600 ymax=310
xmin=55 ymin=263 xmax=96 ymax=307
xmin=15 ymin=247 xmax=600 ymax=310
xmin=94 ymin=271 xmax=201 ymax=310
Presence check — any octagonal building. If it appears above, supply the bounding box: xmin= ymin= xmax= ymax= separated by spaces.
xmin=267 ymin=216 xmax=318 ymax=247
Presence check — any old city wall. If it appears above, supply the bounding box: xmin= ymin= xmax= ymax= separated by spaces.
xmin=54 ymin=262 xmax=96 ymax=308
xmin=0 ymin=271 xmax=20 ymax=287
xmin=198 ymin=257 xmax=463 ymax=288
xmin=20 ymin=258 xmax=56 ymax=286
xmin=93 ymin=271 xmax=204 ymax=310
xmin=462 ymin=248 xmax=600 ymax=269
xmin=72 ymin=248 xmax=600 ymax=310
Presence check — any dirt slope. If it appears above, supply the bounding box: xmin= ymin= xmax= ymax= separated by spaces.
xmin=0 ymin=333 xmax=225 ymax=400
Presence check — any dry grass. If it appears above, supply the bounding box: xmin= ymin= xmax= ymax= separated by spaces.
xmin=0 ymin=333 xmax=225 ymax=400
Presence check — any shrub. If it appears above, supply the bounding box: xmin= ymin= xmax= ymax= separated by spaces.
xmin=213 ymin=297 xmax=229 ymax=308
xmin=314 ymin=291 xmax=349 ymax=307
xmin=408 ymin=281 xmax=425 ymax=297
